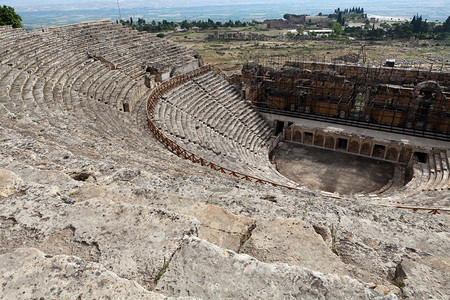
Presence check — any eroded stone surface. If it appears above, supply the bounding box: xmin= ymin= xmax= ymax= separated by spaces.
xmin=0 ymin=169 xmax=23 ymax=197
xmin=176 ymin=204 xmax=255 ymax=252
xmin=0 ymin=181 xmax=199 ymax=290
xmin=400 ymin=256 xmax=450 ymax=299
xmin=239 ymin=218 xmax=350 ymax=275
xmin=0 ymin=248 xmax=166 ymax=299
xmin=156 ymin=237 xmax=397 ymax=300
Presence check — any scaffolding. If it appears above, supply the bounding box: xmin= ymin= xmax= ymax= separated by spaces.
xmin=242 ymin=60 xmax=450 ymax=141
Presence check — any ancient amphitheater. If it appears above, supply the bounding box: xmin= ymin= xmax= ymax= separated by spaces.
xmin=0 ymin=21 xmax=449 ymax=299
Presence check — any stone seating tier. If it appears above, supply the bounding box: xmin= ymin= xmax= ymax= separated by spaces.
xmin=150 ymin=69 xmax=296 ymax=185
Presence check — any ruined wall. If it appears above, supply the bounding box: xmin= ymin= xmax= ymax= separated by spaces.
xmin=283 ymin=125 xmax=419 ymax=164
xmin=240 ymin=62 xmax=450 ymax=134
xmin=284 ymin=61 xmax=450 ymax=86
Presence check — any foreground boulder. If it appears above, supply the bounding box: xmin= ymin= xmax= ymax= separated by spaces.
xmin=0 ymin=169 xmax=23 ymax=197
xmin=0 ymin=180 xmax=199 ymax=290
xmin=239 ymin=218 xmax=349 ymax=275
xmin=0 ymin=248 xmax=166 ymax=299
xmin=156 ymin=237 xmax=396 ymax=299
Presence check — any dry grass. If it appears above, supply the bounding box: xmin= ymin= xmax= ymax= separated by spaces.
xmin=160 ymin=28 xmax=449 ymax=75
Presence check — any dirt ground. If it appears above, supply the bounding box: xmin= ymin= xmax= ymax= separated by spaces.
xmin=272 ymin=142 xmax=395 ymax=194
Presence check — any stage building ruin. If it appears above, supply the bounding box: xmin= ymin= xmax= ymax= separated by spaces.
xmin=238 ymin=62 xmax=450 ymax=140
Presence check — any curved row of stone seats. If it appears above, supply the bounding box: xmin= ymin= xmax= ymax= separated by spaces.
xmin=107 ymin=37 xmax=195 ymax=70
xmin=74 ymin=59 xmax=147 ymax=137
xmin=394 ymin=151 xmax=450 ymax=193
xmin=364 ymin=150 xmax=449 ymax=209
xmin=54 ymin=57 xmax=136 ymax=140
xmin=152 ymin=71 xmax=294 ymax=185
xmin=1 ymin=32 xmax=63 ymax=118
xmin=0 ymin=24 xmax=21 ymax=34
xmin=193 ymin=72 xmax=273 ymax=145
xmin=0 ymin=26 xmax=264 ymax=178
xmin=154 ymin=101 xmax=251 ymax=172
xmin=372 ymin=149 xmax=449 ymax=199
xmin=33 ymin=50 xmax=118 ymax=137
xmin=424 ymin=150 xmax=450 ymax=191
xmin=0 ymin=29 xmax=35 ymax=58
xmin=1 ymin=36 xmax=79 ymax=122
xmin=47 ymin=21 xmax=201 ymax=78
xmin=30 ymin=44 xmax=83 ymax=113
xmin=178 ymin=97 xmax=266 ymax=172
xmin=1 ymin=39 xmax=284 ymax=198
xmin=0 ymin=25 xmax=195 ymax=176
xmin=0 ymin=25 xmax=150 ymax=142
xmin=153 ymin=106 xmax=284 ymax=183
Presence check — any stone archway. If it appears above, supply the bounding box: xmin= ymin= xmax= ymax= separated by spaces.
xmin=314 ymin=134 xmax=324 ymax=147
xmin=360 ymin=142 xmax=372 ymax=156
xmin=408 ymin=81 xmax=444 ymax=130
xmin=348 ymin=140 xmax=360 ymax=154
xmin=292 ymin=130 xmax=302 ymax=142
xmin=385 ymin=147 xmax=398 ymax=161
xmin=324 ymin=136 xmax=335 ymax=149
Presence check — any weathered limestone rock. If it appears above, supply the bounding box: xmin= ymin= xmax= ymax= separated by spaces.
xmin=70 ymin=187 xmax=255 ymax=252
xmin=333 ymin=213 xmax=450 ymax=293
xmin=0 ymin=248 xmax=166 ymax=299
xmin=0 ymin=169 xmax=23 ymax=197
xmin=239 ymin=218 xmax=350 ymax=275
xmin=400 ymin=257 xmax=450 ymax=299
xmin=178 ymin=204 xmax=255 ymax=252
xmin=156 ymin=237 xmax=397 ymax=299
xmin=0 ymin=185 xmax=199 ymax=290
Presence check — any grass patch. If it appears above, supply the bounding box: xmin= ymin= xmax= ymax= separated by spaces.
xmin=154 ymin=261 xmax=170 ymax=282
xmin=237 ymin=223 xmax=256 ymax=252
xmin=391 ymin=275 xmax=405 ymax=288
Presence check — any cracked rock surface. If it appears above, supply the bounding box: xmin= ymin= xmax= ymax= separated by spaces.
xmin=0 ymin=248 xmax=166 ymax=299
xmin=0 ymin=175 xmax=199 ymax=291
xmin=156 ymin=237 xmax=396 ymax=300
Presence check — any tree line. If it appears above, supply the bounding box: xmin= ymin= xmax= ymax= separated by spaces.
xmin=120 ymin=18 xmax=253 ymax=33
xmin=344 ymin=15 xmax=450 ymax=40
xmin=335 ymin=7 xmax=364 ymax=14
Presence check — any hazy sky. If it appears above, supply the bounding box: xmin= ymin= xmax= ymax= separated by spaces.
xmin=6 ymin=0 xmax=447 ymax=12
xmin=6 ymin=0 xmax=280 ymax=11
xmin=5 ymin=0 xmax=449 ymax=24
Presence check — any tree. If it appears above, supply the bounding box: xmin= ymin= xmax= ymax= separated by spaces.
xmin=332 ymin=22 xmax=343 ymax=35
xmin=180 ymin=20 xmax=192 ymax=30
xmin=443 ymin=16 xmax=450 ymax=32
xmin=337 ymin=12 xmax=345 ymax=25
xmin=380 ymin=22 xmax=391 ymax=30
xmin=0 ymin=5 xmax=22 ymax=28
xmin=137 ymin=18 xmax=145 ymax=26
